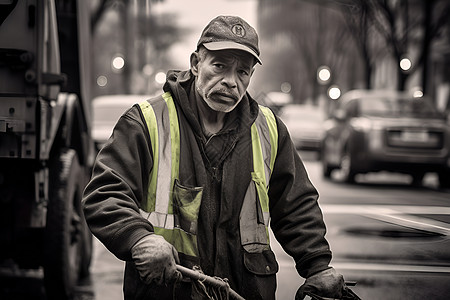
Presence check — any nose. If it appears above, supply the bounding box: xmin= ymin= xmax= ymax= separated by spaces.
xmin=221 ymin=69 xmax=237 ymax=89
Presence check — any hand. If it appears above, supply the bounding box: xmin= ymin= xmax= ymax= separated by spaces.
xmin=131 ymin=234 xmax=181 ymax=285
xmin=295 ymin=267 xmax=345 ymax=300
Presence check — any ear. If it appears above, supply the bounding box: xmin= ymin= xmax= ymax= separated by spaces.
xmin=190 ymin=52 xmax=200 ymax=76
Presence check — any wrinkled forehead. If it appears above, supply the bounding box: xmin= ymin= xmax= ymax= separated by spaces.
xmin=206 ymin=48 xmax=256 ymax=68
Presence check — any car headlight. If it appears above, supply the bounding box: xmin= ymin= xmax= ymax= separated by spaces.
xmin=350 ymin=117 xmax=372 ymax=132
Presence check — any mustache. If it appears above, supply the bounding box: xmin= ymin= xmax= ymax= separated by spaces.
xmin=208 ymin=89 xmax=239 ymax=101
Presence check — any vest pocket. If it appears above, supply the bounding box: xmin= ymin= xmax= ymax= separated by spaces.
xmin=243 ymin=249 xmax=279 ymax=276
xmin=172 ymin=179 xmax=203 ymax=235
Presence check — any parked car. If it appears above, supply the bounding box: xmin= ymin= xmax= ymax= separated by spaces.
xmin=278 ymin=104 xmax=326 ymax=152
xmin=321 ymin=89 xmax=450 ymax=188
xmin=92 ymin=94 xmax=151 ymax=150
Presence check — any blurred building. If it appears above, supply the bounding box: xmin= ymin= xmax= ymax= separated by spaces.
xmin=90 ymin=0 xmax=180 ymax=98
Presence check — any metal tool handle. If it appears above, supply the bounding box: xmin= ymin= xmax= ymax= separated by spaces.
xmin=176 ymin=265 xmax=245 ymax=300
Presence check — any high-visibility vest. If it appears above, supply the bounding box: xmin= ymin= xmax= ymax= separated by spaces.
xmin=138 ymin=92 xmax=278 ymax=258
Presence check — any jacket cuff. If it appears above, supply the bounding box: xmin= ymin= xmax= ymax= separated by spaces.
xmin=295 ymin=250 xmax=332 ymax=278
xmin=108 ymin=223 xmax=154 ymax=261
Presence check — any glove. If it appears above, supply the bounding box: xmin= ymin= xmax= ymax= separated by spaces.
xmin=131 ymin=234 xmax=181 ymax=285
xmin=295 ymin=267 xmax=345 ymax=300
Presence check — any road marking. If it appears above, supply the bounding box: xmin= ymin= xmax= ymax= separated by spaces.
xmin=322 ymin=205 xmax=450 ymax=215
xmin=369 ymin=213 xmax=450 ymax=235
xmin=321 ymin=205 xmax=450 ymax=235
xmin=332 ymin=261 xmax=450 ymax=274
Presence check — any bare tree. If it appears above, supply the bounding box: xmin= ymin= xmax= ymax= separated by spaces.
xmin=91 ymin=0 xmax=110 ymax=33
xmin=341 ymin=0 xmax=450 ymax=92
xmin=338 ymin=1 xmax=377 ymax=89
xmin=258 ymin=0 xmax=351 ymax=104
xmin=89 ymin=0 xmax=186 ymax=95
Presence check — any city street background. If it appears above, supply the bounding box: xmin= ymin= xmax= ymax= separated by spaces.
xmin=1 ymin=0 xmax=450 ymax=299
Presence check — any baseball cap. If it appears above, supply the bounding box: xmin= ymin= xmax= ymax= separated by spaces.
xmin=197 ymin=15 xmax=262 ymax=65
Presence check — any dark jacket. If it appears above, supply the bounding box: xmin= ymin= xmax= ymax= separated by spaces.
xmin=82 ymin=70 xmax=332 ymax=299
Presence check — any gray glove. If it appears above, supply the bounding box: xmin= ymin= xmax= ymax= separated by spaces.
xmin=131 ymin=234 xmax=181 ymax=285
xmin=295 ymin=267 xmax=345 ymax=299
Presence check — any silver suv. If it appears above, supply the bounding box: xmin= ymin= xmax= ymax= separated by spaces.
xmin=321 ymin=89 xmax=450 ymax=188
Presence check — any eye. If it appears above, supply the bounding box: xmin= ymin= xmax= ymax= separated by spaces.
xmin=238 ymin=69 xmax=249 ymax=76
xmin=213 ymin=63 xmax=225 ymax=70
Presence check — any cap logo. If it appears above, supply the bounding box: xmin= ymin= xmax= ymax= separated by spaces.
xmin=231 ymin=24 xmax=245 ymax=37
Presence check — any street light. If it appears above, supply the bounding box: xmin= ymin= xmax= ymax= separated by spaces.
xmin=411 ymin=86 xmax=423 ymax=98
xmin=317 ymin=65 xmax=331 ymax=85
xmin=281 ymin=82 xmax=291 ymax=93
xmin=142 ymin=64 xmax=153 ymax=76
xmin=155 ymin=71 xmax=166 ymax=85
xmin=328 ymin=85 xmax=341 ymax=100
xmin=112 ymin=54 xmax=125 ymax=72
xmin=96 ymin=75 xmax=107 ymax=87
xmin=400 ymin=57 xmax=411 ymax=71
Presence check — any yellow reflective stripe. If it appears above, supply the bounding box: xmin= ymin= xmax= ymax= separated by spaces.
xmin=251 ymin=106 xmax=278 ymax=217
xmin=250 ymin=122 xmax=266 ymax=187
xmin=155 ymin=227 xmax=198 ymax=257
xmin=139 ymin=209 xmax=174 ymax=229
xmin=138 ymin=93 xmax=179 ymax=222
xmin=139 ymin=100 xmax=158 ymax=212
xmin=153 ymin=99 xmax=172 ymax=216
xmin=259 ymin=105 xmax=278 ymax=173
xmin=250 ymin=171 xmax=269 ymax=212
xmin=162 ymin=91 xmax=180 ymax=215
xmin=250 ymin=122 xmax=265 ymax=178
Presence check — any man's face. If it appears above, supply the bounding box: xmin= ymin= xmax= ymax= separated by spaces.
xmin=191 ymin=48 xmax=255 ymax=113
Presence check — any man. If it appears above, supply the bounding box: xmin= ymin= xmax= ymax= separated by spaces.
xmin=83 ymin=15 xmax=347 ymax=299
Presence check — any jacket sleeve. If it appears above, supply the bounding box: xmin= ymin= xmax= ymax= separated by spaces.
xmin=268 ymin=116 xmax=332 ymax=279
xmin=82 ymin=105 xmax=154 ymax=261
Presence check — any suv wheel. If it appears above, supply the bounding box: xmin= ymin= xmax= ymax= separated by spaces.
xmin=322 ymin=155 xmax=333 ymax=178
xmin=340 ymin=151 xmax=356 ymax=183
xmin=411 ymin=172 xmax=424 ymax=187
xmin=438 ymin=170 xmax=450 ymax=189
xmin=321 ymin=138 xmax=333 ymax=178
